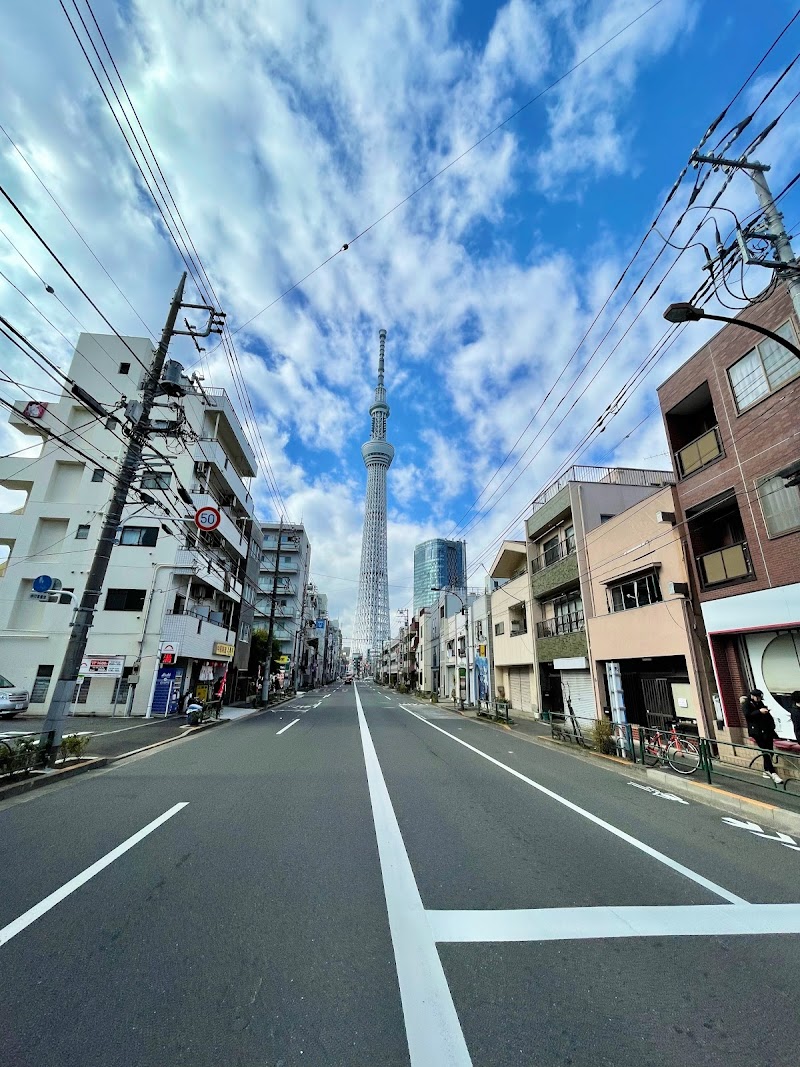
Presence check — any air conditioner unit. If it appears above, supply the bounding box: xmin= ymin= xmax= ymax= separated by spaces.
xmin=668 ymin=582 xmax=689 ymax=597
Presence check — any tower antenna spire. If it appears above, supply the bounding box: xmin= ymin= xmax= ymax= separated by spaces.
xmin=352 ymin=328 xmax=394 ymax=667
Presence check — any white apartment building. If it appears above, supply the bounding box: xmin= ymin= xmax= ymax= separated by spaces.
xmin=0 ymin=332 xmax=258 ymax=716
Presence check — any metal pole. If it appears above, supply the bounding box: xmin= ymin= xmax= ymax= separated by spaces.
xmin=39 ymin=273 xmax=188 ymax=758
xmin=692 ymin=152 xmax=800 ymax=320
xmin=261 ymin=519 xmax=283 ymax=705
xmin=749 ymin=169 xmax=800 ymax=321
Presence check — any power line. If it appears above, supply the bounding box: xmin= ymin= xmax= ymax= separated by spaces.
xmin=0 ymin=121 xmax=156 ymax=339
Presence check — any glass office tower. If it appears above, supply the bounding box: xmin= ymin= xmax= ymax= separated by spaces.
xmin=413 ymin=539 xmax=467 ymax=615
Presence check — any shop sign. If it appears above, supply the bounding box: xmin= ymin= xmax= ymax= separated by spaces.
xmin=213 ymin=642 xmax=235 ymax=658
xmin=79 ymin=655 xmax=125 ymax=676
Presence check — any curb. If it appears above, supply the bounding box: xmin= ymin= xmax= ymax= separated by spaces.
xmin=409 ymin=695 xmax=800 ymax=836
xmin=107 ymin=717 xmax=224 ymax=762
xmin=533 ymin=733 xmax=800 ymax=835
xmin=0 ymin=756 xmax=110 ymax=801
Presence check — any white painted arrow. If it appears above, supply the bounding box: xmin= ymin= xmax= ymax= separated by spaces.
xmin=722 ymin=817 xmax=764 ymax=832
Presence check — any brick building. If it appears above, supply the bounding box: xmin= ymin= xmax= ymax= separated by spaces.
xmin=657 ymin=284 xmax=800 ymax=738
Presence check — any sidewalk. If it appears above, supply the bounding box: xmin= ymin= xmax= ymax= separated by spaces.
xmin=415 ymin=696 xmax=800 ymax=826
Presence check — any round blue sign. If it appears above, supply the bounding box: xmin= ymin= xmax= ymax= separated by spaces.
xmin=32 ymin=575 xmax=53 ymax=593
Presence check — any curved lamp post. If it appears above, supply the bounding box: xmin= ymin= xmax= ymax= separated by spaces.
xmin=663 ymin=302 xmax=800 ymax=361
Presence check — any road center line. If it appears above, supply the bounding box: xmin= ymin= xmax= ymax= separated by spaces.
xmin=354 ymin=684 xmax=471 ymax=1067
xmin=0 ymin=802 xmax=188 ymax=948
xmin=401 ymin=706 xmax=747 ymax=906
xmin=276 ymin=718 xmax=300 ymax=735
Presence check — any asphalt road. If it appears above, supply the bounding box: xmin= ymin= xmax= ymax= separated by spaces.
xmin=2 ymin=681 xmax=799 ymax=1067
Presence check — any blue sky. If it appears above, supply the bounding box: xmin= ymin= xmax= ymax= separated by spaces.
xmin=2 ymin=0 xmax=800 ymax=639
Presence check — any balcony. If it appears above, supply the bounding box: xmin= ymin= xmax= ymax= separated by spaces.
xmin=696 ymin=541 xmax=753 ymax=589
xmin=193 ymin=440 xmax=254 ymax=516
xmin=531 ymin=549 xmax=579 ymax=601
xmin=174 ymin=547 xmax=243 ymax=600
xmin=536 ymin=612 xmax=585 ymax=639
xmin=198 ymin=388 xmax=257 ymax=478
xmin=530 ymin=465 xmax=674 ymax=513
xmin=675 ymin=425 xmax=723 ymax=479
xmin=530 ymin=535 xmax=575 ymax=574
xmin=162 ymin=609 xmax=237 ymax=661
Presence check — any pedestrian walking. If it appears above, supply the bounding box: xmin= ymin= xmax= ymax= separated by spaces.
xmin=790 ymin=691 xmax=800 ymax=746
xmin=743 ymin=689 xmax=783 ymax=784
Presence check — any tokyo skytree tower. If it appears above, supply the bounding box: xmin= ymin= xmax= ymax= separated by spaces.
xmin=352 ymin=329 xmax=394 ymax=660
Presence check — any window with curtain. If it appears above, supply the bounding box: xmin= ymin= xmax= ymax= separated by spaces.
xmin=758 ymin=474 xmax=800 ymax=536
xmin=728 ymin=321 xmax=800 ymax=412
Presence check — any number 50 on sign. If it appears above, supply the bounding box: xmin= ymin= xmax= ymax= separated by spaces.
xmin=195 ymin=506 xmax=221 ymax=531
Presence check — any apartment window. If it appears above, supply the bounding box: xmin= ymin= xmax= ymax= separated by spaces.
xmin=141 ymin=471 xmax=171 ymax=490
xmin=118 ymin=362 xmax=131 ymax=374
xmin=243 ymin=583 xmax=256 ymax=605
xmin=727 ymin=321 xmax=800 ymax=412
xmin=494 ymin=621 xmax=505 ymax=636
xmin=91 ymin=468 xmax=104 ymax=482
xmin=542 ymin=534 xmax=561 ymax=567
xmin=30 ymin=665 xmax=54 ymax=703
xmin=120 ymin=525 xmax=158 ymax=547
xmin=564 ymin=524 xmax=576 ymax=552
xmin=73 ymin=677 xmax=91 ymax=704
xmin=240 ymin=622 xmax=251 ymax=643
xmin=758 ymin=474 xmax=800 ymax=537
xmin=75 ymin=524 xmax=90 ymax=540
xmin=476 ymin=620 xmax=484 ymax=639
xmin=111 ymin=672 xmax=131 ymax=706
xmin=104 ymin=588 xmax=146 ymax=612
xmin=608 ymin=571 xmax=662 ymax=613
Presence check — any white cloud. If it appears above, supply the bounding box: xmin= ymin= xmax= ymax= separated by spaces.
xmin=1 ymin=0 xmax=797 ymax=641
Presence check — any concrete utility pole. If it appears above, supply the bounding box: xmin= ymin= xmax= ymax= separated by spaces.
xmin=39 ymin=273 xmax=189 ymax=758
xmin=261 ymin=518 xmax=283 ymax=706
xmin=692 ymin=152 xmax=800 ymax=320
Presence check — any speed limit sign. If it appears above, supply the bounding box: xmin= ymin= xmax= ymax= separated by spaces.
xmin=195 ymin=505 xmax=221 ymax=531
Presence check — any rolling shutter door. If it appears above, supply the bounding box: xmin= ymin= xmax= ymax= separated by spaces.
xmin=509 ymin=665 xmax=522 ymax=708
xmin=508 ymin=667 xmax=533 ymax=712
xmin=561 ymin=669 xmax=595 ymax=719
xmin=519 ymin=670 xmax=531 ymax=712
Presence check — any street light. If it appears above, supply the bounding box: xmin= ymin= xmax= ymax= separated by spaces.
xmin=432 ymin=585 xmax=469 ymax=710
xmin=663 ymin=302 xmax=800 ymax=361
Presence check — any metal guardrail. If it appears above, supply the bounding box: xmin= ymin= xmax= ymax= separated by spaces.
xmin=547 ymin=715 xmax=800 ymax=796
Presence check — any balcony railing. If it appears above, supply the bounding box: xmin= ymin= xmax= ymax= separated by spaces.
xmin=675 ymin=426 xmax=723 ymax=478
xmin=531 ymin=465 xmax=675 ymax=512
xmin=531 ymin=535 xmax=576 ymax=573
xmin=536 ymin=612 xmax=585 ymax=638
xmin=696 ymin=540 xmax=753 ymax=588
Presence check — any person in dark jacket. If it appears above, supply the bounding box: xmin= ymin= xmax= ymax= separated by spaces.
xmin=743 ymin=689 xmax=783 ymax=784
xmin=791 ymin=692 xmax=800 ymax=746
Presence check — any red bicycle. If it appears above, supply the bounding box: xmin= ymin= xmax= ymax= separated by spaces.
xmin=642 ymin=723 xmax=701 ymax=775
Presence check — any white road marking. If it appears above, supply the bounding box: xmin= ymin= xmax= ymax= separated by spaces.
xmin=0 ymin=803 xmax=188 ymax=948
xmin=401 ymin=706 xmax=747 ymax=905
xmin=427 ymin=903 xmax=800 ymax=943
xmin=354 ymin=684 xmax=471 ymax=1066
xmin=89 ymin=719 xmax=172 ymax=737
xmin=276 ymin=718 xmax=300 ymax=735
xmin=722 ymin=817 xmax=800 ymax=851
xmin=628 ymin=781 xmax=690 ymax=805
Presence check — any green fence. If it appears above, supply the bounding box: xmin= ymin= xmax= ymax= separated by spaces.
xmin=548 ymin=715 xmax=800 ymax=797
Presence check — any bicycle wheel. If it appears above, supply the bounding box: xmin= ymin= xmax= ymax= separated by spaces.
xmin=666 ymin=739 xmax=700 ymax=775
xmin=642 ymin=741 xmax=661 ymax=767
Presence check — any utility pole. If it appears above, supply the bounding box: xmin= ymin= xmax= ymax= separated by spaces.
xmin=261 ymin=519 xmax=283 ymax=706
xmin=691 ymin=152 xmax=800 ymax=319
xmin=40 ymin=273 xmax=190 ymax=758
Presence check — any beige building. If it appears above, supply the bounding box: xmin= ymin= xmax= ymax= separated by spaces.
xmin=489 ymin=541 xmax=536 ymax=717
xmin=585 ymin=486 xmax=716 ymax=737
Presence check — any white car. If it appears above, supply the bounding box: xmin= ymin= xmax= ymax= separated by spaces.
xmin=0 ymin=674 xmax=30 ymax=718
